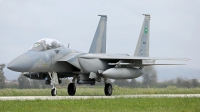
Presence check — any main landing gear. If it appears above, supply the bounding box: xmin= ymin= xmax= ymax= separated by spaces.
xmin=48 ymin=73 xmax=112 ymax=96
xmin=104 ymin=83 xmax=112 ymax=96
xmin=104 ymin=78 xmax=113 ymax=96
xmin=67 ymin=76 xmax=76 ymax=96
xmin=68 ymin=83 xmax=76 ymax=96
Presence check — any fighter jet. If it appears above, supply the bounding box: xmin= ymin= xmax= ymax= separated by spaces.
xmin=7 ymin=14 xmax=189 ymax=96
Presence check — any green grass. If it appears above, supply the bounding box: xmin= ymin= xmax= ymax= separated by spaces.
xmin=0 ymin=87 xmax=200 ymax=111
xmin=0 ymin=86 xmax=200 ymax=96
xmin=0 ymin=98 xmax=199 ymax=112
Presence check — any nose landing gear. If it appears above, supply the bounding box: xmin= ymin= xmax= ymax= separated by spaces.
xmin=48 ymin=72 xmax=59 ymax=96
xmin=51 ymin=86 xmax=57 ymax=96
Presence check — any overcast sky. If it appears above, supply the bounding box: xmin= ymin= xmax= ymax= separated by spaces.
xmin=0 ymin=0 xmax=199 ymax=80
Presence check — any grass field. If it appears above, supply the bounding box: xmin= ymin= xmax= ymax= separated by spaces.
xmin=0 ymin=87 xmax=200 ymax=111
xmin=0 ymin=86 xmax=200 ymax=96
xmin=0 ymin=98 xmax=199 ymax=112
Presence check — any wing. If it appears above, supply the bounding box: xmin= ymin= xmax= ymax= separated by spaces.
xmin=79 ymin=54 xmax=189 ymax=67
xmin=79 ymin=54 xmax=189 ymax=61
xmin=99 ymin=56 xmax=189 ymax=61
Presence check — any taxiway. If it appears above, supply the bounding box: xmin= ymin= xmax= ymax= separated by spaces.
xmin=0 ymin=94 xmax=200 ymax=100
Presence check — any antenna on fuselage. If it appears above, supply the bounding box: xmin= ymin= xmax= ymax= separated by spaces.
xmin=68 ymin=43 xmax=70 ymax=48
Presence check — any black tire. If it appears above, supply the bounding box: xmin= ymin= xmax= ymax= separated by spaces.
xmin=104 ymin=83 xmax=112 ymax=96
xmin=51 ymin=88 xmax=57 ymax=96
xmin=68 ymin=83 xmax=76 ymax=96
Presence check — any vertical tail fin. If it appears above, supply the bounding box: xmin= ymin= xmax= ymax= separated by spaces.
xmin=134 ymin=14 xmax=150 ymax=57
xmin=89 ymin=15 xmax=107 ymax=53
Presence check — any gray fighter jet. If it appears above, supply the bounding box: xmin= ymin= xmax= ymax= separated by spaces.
xmin=7 ymin=14 xmax=189 ymax=96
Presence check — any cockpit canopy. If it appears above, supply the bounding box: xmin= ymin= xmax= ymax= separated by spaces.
xmin=30 ymin=38 xmax=63 ymax=51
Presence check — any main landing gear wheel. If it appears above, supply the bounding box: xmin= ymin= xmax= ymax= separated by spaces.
xmin=104 ymin=83 xmax=112 ymax=96
xmin=51 ymin=88 xmax=57 ymax=96
xmin=68 ymin=83 xmax=76 ymax=96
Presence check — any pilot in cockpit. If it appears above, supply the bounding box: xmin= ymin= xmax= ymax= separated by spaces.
xmin=30 ymin=38 xmax=62 ymax=51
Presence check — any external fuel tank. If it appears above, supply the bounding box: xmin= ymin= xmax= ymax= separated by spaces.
xmin=102 ymin=68 xmax=143 ymax=79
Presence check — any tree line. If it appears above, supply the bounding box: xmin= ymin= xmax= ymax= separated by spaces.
xmin=114 ymin=67 xmax=200 ymax=88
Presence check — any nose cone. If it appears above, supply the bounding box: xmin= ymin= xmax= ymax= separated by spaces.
xmin=7 ymin=53 xmax=33 ymax=72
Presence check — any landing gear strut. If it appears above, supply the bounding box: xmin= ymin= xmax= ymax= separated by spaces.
xmin=48 ymin=72 xmax=59 ymax=96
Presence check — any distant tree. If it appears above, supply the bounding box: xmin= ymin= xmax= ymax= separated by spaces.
xmin=142 ymin=66 xmax=157 ymax=87
xmin=191 ymin=79 xmax=199 ymax=87
xmin=175 ymin=77 xmax=197 ymax=88
xmin=40 ymin=80 xmax=48 ymax=89
xmin=182 ymin=80 xmax=191 ymax=88
xmin=18 ymin=74 xmax=30 ymax=89
xmin=155 ymin=78 xmax=200 ymax=88
xmin=176 ymin=77 xmax=183 ymax=87
xmin=30 ymin=80 xmax=41 ymax=88
xmin=130 ymin=79 xmax=140 ymax=88
xmin=6 ymin=80 xmax=18 ymax=89
xmin=0 ymin=64 xmax=6 ymax=88
xmin=114 ymin=79 xmax=130 ymax=87
xmin=156 ymin=79 xmax=176 ymax=88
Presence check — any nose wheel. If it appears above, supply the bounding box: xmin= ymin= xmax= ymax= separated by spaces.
xmin=51 ymin=87 xmax=57 ymax=96
xmin=68 ymin=83 xmax=76 ymax=96
xmin=104 ymin=83 xmax=112 ymax=96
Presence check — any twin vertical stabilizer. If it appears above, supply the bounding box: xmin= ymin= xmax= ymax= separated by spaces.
xmin=89 ymin=15 xmax=107 ymax=53
xmin=89 ymin=14 xmax=150 ymax=56
xmin=134 ymin=14 xmax=150 ymax=57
